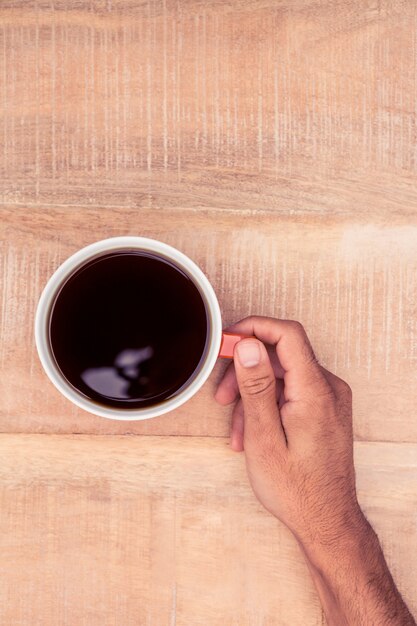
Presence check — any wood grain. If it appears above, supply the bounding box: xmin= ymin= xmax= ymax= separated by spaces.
xmin=0 ymin=0 xmax=417 ymax=215
xmin=1 ymin=1 xmax=417 ymax=624
xmin=1 ymin=206 xmax=416 ymax=442
xmin=0 ymin=434 xmax=416 ymax=626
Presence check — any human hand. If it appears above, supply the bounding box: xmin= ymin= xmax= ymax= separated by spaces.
xmin=215 ymin=316 xmax=366 ymax=548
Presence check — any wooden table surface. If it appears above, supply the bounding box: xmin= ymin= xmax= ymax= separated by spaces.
xmin=1 ymin=1 xmax=417 ymax=624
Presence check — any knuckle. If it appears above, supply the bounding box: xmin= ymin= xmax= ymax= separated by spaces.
xmin=341 ymin=381 xmax=352 ymax=399
xmin=288 ymin=321 xmax=319 ymax=365
xmin=305 ymin=368 xmax=332 ymax=395
xmin=302 ymin=340 xmax=319 ymax=366
xmin=241 ymin=375 xmax=275 ymax=397
xmin=310 ymin=389 xmax=338 ymax=419
xmin=242 ymin=314 xmax=266 ymax=325
xmin=331 ymin=372 xmax=350 ymax=392
xmin=288 ymin=320 xmax=304 ymax=334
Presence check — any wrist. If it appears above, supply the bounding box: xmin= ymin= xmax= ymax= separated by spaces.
xmin=297 ymin=512 xmax=416 ymax=626
xmin=296 ymin=506 xmax=375 ymax=568
xmin=298 ymin=510 xmax=385 ymax=599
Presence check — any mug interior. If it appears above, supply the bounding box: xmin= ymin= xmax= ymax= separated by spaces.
xmin=35 ymin=237 xmax=222 ymax=420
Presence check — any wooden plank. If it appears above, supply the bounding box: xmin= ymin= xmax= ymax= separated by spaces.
xmin=0 ymin=434 xmax=415 ymax=625
xmin=0 ymin=1 xmax=416 ymax=215
xmin=1 ymin=206 xmax=417 ymax=442
xmin=1 ymin=3 xmax=416 ymax=626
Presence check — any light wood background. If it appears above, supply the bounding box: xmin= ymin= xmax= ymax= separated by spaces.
xmin=0 ymin=1 xmax=416 ymax=624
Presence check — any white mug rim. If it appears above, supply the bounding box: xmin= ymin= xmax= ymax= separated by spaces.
xmin=34 ymin=236 xmax=223 ymax=420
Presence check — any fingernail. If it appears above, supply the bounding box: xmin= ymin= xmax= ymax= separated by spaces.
xmin=236 ymin=340 xmax=261 ymax=368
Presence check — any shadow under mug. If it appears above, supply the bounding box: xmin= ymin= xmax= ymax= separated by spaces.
xmin=35 ymin=236 xmax=252 ymax=421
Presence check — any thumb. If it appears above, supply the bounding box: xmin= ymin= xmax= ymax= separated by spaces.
xmin=234 ymin=338 xmax=286 ymax=446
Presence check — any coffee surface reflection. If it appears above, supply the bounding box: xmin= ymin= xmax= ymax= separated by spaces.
xmin=49 ymin=251 xmax=209 ymax=408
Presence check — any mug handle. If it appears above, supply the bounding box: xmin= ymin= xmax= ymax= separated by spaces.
xmin=218 ymin=331 xmax=256 ymax=359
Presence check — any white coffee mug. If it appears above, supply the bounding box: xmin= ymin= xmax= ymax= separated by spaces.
xmin=35 ymin=236 xmax=250 ymax=421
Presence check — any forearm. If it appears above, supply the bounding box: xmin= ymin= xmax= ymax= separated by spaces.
xmin=298 ymin=515 xmax=416 ymax=626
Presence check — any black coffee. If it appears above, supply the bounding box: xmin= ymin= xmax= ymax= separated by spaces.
xmin=49 ymin=251 xmax=209 ymax=409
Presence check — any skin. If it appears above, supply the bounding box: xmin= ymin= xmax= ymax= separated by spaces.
xmin=215 ymin=316 xmax=416 ymax=626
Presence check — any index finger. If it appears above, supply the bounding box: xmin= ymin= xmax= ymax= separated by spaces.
xmin=224 ymin=316 xmax=331 ymax=402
